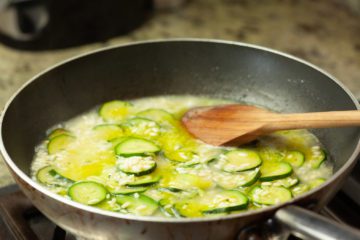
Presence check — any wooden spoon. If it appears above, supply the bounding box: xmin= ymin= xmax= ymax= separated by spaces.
xmin=181 ymin=104 xmax=360 ymax=146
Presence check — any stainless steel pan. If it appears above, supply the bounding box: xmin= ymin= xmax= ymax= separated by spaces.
xmin=1 ymin=39 xmax=360 ymax=240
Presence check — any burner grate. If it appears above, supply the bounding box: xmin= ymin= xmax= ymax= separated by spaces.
xmin=0 ymin=184 xmax=358 ymax=240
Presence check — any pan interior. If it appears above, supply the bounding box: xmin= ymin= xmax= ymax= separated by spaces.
xmin=2 ymin=41 xmax=360 ymax=177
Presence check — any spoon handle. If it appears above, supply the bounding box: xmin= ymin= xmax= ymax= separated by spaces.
xmin=265 ymin=110 xmax=360 ymax=131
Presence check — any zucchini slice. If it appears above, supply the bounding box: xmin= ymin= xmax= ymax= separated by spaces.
xmin=68 ymin=181 xmax=107 ymax=205
xmin=123 ymin=117 xmax=160 ymax=138
xmin=116 ymin=193 xmax=158 ymax=216
xmin=93 ymin=124 xmax=123 ymax=140
xmin=47 ymin=134 xmax=75 ymax=154
xmin=309 ymin=148 xmax=327 ymax=169
xmin=36 ymin=166 xmax=71 ymax=186
xmin=216 ymin=149 xmax=262 ymax=172
xmin=115 ymin=137 xmax=160 ymax=157
xmin=284 ymin=151 xmax=305 ymax=167
xmin=159 ymin=200 xmax=182 ymax=218
xmin=166 ymin=173 xmax=213 ymax=190
xmin=291 ymin=183 xmax=310 ymax=197
xmin=164 ymin=150 xmax=196 ymax=163
xmin=117 ymin=156 xmax=157 ymax=176
xmin=201 ymin=190 xmax=248 ymax=214
xmin=47 ymin=128 xmax=69 ymax=139
xmin=175 ymin=190 xmax=248 ymax=217
xmin=107 ymin=186 xmax=148 ymax=195
xmin=309 ymin=178 xmax=326 ymax=188
xmin=259 ymin=161 xmax=293 ymax=181
xmin=126 ymin=175 xmax=161 ymax=187
xmin=214 ymin=168 xmax=260 ymax=189
xmin=258 ymin=147 xmax=285 ymax=162
xmin=99 ymin=100 xmax=132 ymax=121
xmin=249 ymin=185 xmax=292 ymax=205
xmin=136 ymin=108 xmax=175 ymax=125
xmin=264 ymin=176 xmax=299 ymax=188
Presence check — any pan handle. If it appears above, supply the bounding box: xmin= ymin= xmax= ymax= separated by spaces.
xmin=275 ymin=205 xmax=360 ymax=240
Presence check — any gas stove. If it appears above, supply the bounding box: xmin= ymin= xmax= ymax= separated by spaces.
xmin=0 ymin=164 xmax=359 ymax=240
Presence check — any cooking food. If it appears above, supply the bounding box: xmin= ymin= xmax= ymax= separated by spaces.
xmin=31 ymin=96 xmax=332 ymax=218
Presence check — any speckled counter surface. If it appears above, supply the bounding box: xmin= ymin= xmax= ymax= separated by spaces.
xmin=0 ymin=0 xmax=359 ymax=186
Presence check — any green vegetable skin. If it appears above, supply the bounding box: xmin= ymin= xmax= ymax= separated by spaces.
xmin=33 ymin=97 xmax=332 ymax=218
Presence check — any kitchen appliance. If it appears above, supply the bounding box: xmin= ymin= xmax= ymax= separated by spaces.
xmin=1 ymin=39 xmax=359 ymax=239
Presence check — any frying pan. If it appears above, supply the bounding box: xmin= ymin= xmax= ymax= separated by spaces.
xmin=1 ymin=39 xmax=360 ymax=240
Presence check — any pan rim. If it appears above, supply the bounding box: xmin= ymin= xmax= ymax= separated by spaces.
xmin=1 ymin=38 xmax=359 ymax=223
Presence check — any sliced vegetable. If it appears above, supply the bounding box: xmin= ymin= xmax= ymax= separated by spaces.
xmin=47 ymin=128 xmax=69 ymax=139
xmin=291 ymin=183 xmax=310 ymax=197
xmin=309 ymin=148 xmax=327 ymax=169
xmin=93 ymin=124 xmax=123 ymax=140
xmin=164 ymin=150 xmax=196 ymax=163
xmin=214 ymin=168 xmax=260 ymax=189
xmin=117 ymin=156 xmax=157 ymax=176
xmin=258 ymin=147 xmax=285 ymax=162
xmin=99 ymin=100 xmax=132 ymax=121
xmin=158 ymin=187 xmax=183 ymax=193
xmin=107 ymin=186 xmax=148 ymax=195
xmin=136 ymin=108 xmax=175 ymax=126
xmin=175 ymin=190 xmax=248 ymax=217
xmin=284 ymin=151 xmax=305 ymax=167
xmin=309 ymin=178 xmax=326 ymax=188
xmin=36 ymin=166 xmax=71 ymax=185
xmin=68 ymin=181 xmax=107 ymax=205
xmin=201 ymin=190 xmax=248 ymax=214
xmin=259 ymin=161 xmax=292 ymax=181
xmin=159 ymin=200 xmax=182 ymax=218
xmin=165 ymin=173 xmax=213 ymax=190
xmin=123 ymin=118 xmax=160 ymax=138
xmin=47 ymin=134 xmax=75 ymax=154
xmin=126 ymin=175 xmax=161 ymax=187
xmin=116 ymin=193 xmax=158 ymax=216
xmin=249 ymin=185 xmax=292 ymax=205
xmin=216 ymin=149 xmax=262 ymax=172
xmin=264 ymin=176 xmax=299 ymax=188
xmin=115 ymin=137 xmax=160 ymax=157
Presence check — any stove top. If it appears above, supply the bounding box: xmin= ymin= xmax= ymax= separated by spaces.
xmin=0 ymin=180 xmax=359 ymax=240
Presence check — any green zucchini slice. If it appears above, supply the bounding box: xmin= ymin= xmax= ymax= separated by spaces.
xmin=68 ymin=181 xmax=107 ymax=205
xmin=116 ymin=193 xmax=158 ymax=216
xmin=123 ymin=117 xmax=160 ymax=138
xmin=107 ymin=186 xmax=148 ymax=195
xmin=126 ymin=175 xmax=161 ymax=187
xmin=99 ymin=100 xmax=132 ymax=121
xmin=47 ymin=134 xmax=75 ymax=154
xmin=214 ymin=168 xmax=260 ymax=189
xmin=265 ymin=176 xmax=299 ymax=188
xmin=215 ymin=149 xmax=262 ymax=172
xmin=47 ymin=128 xmax=69 ymax=139
xmin=115 ymin=137 xmax=160 ymax=157
xmin=93 ymin=124 xmax=123 ymax=140
xmin=201 ymin=190 xmax=248 ymax=214
xmin=249 ymin=185 xmax=292 ymax=205
xmin=117 ymin=156 xmax=157 ymax=176
xmin=136 ymin=108 xmax=175 ymax=125
xmin=175 ymin=190 xmax=248 ymax=217
xmin=309 ymin=148 xmax=327 ymax=169
xmin=36 ymin=166 xmax=71 ymax=186
xmin=309 ymin=178 xmax=326 ymax=188
xmin=291 ymin=183 xmax=310 ymax=197
xmin=284 ymin=151 xmax=305 ymax=167
xmin=259 ymin=161 xmax=293 ymax=181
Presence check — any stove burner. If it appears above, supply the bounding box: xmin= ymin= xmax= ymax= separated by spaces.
xmin=0 ymin=184 xmax=358 ymax=240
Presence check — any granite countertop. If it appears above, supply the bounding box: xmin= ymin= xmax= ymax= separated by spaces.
xmin=0 ymin=0 xmax=359 ymax=186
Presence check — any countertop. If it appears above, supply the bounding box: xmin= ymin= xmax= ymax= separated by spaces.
xmin=0 ymin=0 xmax=359 ymax=186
